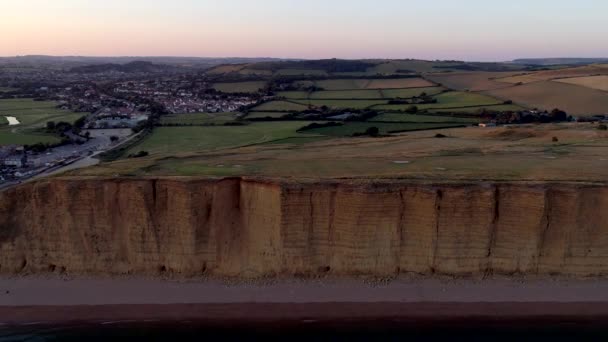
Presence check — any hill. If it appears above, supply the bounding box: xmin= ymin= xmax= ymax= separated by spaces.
xmin=69 ymin=61 xmax=179 ymax=74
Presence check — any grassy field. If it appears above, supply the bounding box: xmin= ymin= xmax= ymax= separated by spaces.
xmin=279 ymin=87 xmax=444 ymax=100
xmin=212 ymin=81 xmax=267 ymax=93
xmin=374 ymin=91 xmax=503 ymax=111
xmin=428 ymin=104 xmax=524 ymax=114
xmin=312 ymin=78 xmax=434 ymax=90
xmin=74 ymin=123 xmax=608 ymax=180
xmin=497 ymin=65 xmax=608 ymax=84
xmin=425 ymin=72 xmax=521 ymax=91
xmin=246 ymin=112 xmax=290 ymax=119
xmin=380 ymin=87 xmax=444 ymax=98
xmin=485 ymin=81 xmax=608 ymax=115
xmin=206 ymin=64 xmax=246 ymax=75
xmin=0 ymin=98 xmax=86 ymax=145
xmin=251 ymin=101 xmax=310 ymax=112
xmin=159 ymin=112 xmax=237 ymax=125
xmin=277 ymin=91 xmax=311 ymax=99
xmin=309 ymin=89 xmax=383 ymax=99
xmin=126 ymin=121 xmax=320 ymax=155
xmin=555 ymin=75 xmax=608 ymax=92
xmin=274 ymin=69 xmax=328 ymax=76
xmin=370 ymin=113 xmax=479 ymax=123
xmin=300 ymin=99 xmax=388 ymax=109
xmin=306 ymin=122 xmax=464 ymax=136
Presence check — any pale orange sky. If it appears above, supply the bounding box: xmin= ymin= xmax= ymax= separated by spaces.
xmin=2 ymin=0 xmax=607 ymax=61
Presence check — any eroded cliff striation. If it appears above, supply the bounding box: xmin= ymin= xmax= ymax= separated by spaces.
xmin=1 ymin=178 xmax=608 ymax=278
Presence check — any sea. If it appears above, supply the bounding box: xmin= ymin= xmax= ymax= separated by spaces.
xmin=2 ymin=318 xmax=608 ymax=341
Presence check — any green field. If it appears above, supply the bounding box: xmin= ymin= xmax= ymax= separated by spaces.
xmin=374 ymin=91 xmax=504 ymax=111
xmin=310 ymin=78 xmax=433 ymax=90
xmin=278 ymin=87 xmax=445 ymax=100
xmin=309 ymin=90 xmax=383 ymax=99
xmin=276 ymin=91 xmax=311 ymax=99
xmin=0 ymin=99 xmax=86 ymax=145
xmin=160 ymin=112 xmax=237 ymax=125
xmin=300 ymin=99 xmax=388 ymax=109
xmin=212 ymin=81 xmax=267 ymax=93
xmin=305 ymin=122 xmax=465 ymax=137
xmin=274 ymin=69 xmax=328 ymax=76
xmin=380 ymin=87 xmax=444 ymax=98
xmin=126 ymin=121 xmax=321 ymax=155
xmin=246 ymin=112 xmax=290 ymax=119
xmin=370 ymin=113 xmax=479 ymax=123
xmin=251 ymin=101 xmax=310 ymax=112
xmin=429 ymin=104 xmax=525 ymax=114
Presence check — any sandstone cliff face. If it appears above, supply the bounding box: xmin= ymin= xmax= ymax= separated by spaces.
xmin=1 ymin=178 xmax=607 ymax=278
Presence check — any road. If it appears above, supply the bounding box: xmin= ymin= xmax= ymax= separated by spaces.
xmin=0 ymin=128 xmax=136 ymax=191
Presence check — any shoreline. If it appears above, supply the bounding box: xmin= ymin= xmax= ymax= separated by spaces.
xmin=3 ymin=302 xmax=608 ymax=325
xmin=3 ymin=277 xmax=608 ymax=324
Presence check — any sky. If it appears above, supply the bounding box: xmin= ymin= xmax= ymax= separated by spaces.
xmin=1 ymin=0 xmax=607 ymax=61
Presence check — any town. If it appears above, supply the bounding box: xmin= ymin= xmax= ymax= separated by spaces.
xmin=0 ymin=61 xmax=263 ymax=187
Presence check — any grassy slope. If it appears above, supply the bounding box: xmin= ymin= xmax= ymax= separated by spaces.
xmin=0 ymin=99 xmax=86 ymax=145
xmin=160 ymin=112 xmax=237 ymax=125
xmin=306 ymin=122 xmax=464 ymax=136
xmin=126 ymin=121 xmax=320 ymax=155
xmin=212 ymin=81 xmax=267 ymax=93
xmin=371 ymin=113 xmax=479 ymax=123
xmin=485 ymin=81 xmax=608 ymax=115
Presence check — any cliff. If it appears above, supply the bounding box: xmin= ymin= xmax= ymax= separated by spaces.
xmin=1 ymin=177 xmax=608 ymax=278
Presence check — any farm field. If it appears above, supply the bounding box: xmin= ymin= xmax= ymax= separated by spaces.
xmin=74 ymin=123 xmax=608 ymax=180
xmin=305 ymin=122 xmax=464 ymax=136
xmin=312 ymin=78 xmax=434 ymax=90
xmin=212 ymin=81 xmax=267 ymax=93
xmin=497 ymin=64 xmax=608 ymax=84
xmin=276 ymin=91 xmax=311 ymax=99
xmin=425 ymin=72 xmax=521 ymax=91
xmin=428 ymin=104 xmax=524 ymax=114
xmin=125 ymin=121 xmax=319 ymax=155
xmin=374 ymin=91 xmax=503 ymax=111
xmin=0 ymin=98 xmax=86 ymax=145
xmin=555 ymin=75 xmax=608 ymax=92
xmin=251 ymin=101 xmax=309 ymax=112
xmin=370 ymin=113 xmax=479 ymax=123
xmin=206 ymin=64 xmax=246 ymax=75
xmin=299 ymin=99 xmax=388 ymax=109
xmin=246 ymin=112 xmax=290 ymax=119
xmin=274 ymin=69 xmax=328 ymax=76
xmin=380 ymin=87 xmax=444 ymax=98
xmin=159 ymin=112 xmax=237 ymax=125
xmin=484 ymin=81 xmax=608 ymax=115
xmin=278 ymin=87 xmax=444 ymax=100
xmin=309 ymin=89 xmax=383 ymax=99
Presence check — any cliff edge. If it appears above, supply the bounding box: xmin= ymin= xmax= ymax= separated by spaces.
xmin=1 ymin=177 xmax=607 ymax=278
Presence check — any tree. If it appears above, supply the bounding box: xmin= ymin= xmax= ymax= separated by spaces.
xmin=405 ymin=105 xmax=418 ymax=114
xmin=74 ymin=116 xmax=86 ymax=129
xmin=550 ymin=108 xmax=568 ymax=122
xmin=46 ymin=121 xmax=56 ymax=131
xmin=365 ymin=126 xmax=380 ymax=137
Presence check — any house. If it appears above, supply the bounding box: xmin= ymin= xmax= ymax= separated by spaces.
xmin=2 ymin=154 xmax=27 ymax=168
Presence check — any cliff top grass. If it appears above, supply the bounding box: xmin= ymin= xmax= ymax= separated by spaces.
xmin=69 ymin=123 xmax=608 ymax=182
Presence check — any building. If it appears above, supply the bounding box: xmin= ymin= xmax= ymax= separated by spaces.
xmin=2 ymin=154 xmax=27 ymax=168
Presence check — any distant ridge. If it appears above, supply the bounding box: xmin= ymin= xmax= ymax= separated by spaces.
xmin=513 ymin=58 xmax=608 ymax=66
xmin=69 ymin=61 xmax=176 ymax=74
